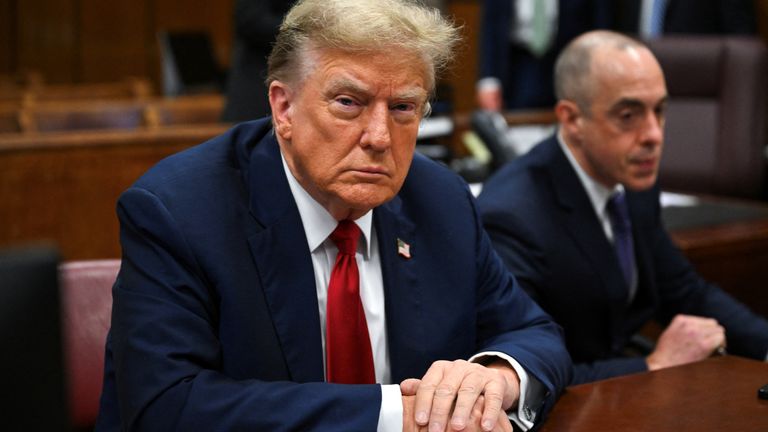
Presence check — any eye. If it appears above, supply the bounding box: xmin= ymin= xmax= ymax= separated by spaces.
xmin=619 ymin=110 xmax=635 ymax=122
xmin=336 ymin=96 xmax=357 ymax=107
xmin=329 ymin=95 xmax=364 ymax=118
xmin=392 ymin=103 xmax=415 ymax=112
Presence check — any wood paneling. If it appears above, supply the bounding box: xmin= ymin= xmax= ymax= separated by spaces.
xmin=0 ymin=125 xmax=229 ymax=259
xmin=78 ymin=0 xmax=150 ymax=82
xmin=17 ymin=0 xmax=77 ymax=83
xmin=0 ymin=0 xmax=14 ymax=74
xmin=446 ymin=1 xmax=482 ymax=113
xmin=8 ymin=0 xmax=234 ymax=87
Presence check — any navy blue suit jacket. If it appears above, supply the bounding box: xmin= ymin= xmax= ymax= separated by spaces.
xmin=95 ymin=119 xmax=571 ymax=430
xmin=478 ymin=136 xmax=768 ymax=384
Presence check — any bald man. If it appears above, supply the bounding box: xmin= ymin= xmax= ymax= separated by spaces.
xmin=478 ymin=30 xmax=768 ymax=384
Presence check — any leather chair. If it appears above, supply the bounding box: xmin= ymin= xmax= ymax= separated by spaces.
xmin=646 ymin=36 xmax=768 ymax=199
xmin=59 ymin=259 xmax=120 ymax=430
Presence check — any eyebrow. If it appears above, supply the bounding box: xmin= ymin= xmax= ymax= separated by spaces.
xmin=609 ymin=95 xmax=669 ymax=112
xmin=325 ymin=77 xmax=371 ymax=98
xmin=324 ymin=77 xmax=428 ymax=102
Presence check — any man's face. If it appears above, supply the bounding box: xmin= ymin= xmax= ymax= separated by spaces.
xmin=270 ymin=48 xmax=429 ymax=220
xmin=566 ymin=46 xmax=668 ymax=191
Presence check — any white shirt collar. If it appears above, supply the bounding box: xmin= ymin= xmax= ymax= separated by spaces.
xmin=557 ymin=132 xmax=623 ymax=218
xmin=280 ymin=151 xmax=373 ymax=258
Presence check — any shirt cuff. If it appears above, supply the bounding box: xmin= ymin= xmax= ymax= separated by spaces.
xmin=468 ymin=351 xmax=535 ymax=431
xmin=377 ymin=384 xmax=403 ymax=432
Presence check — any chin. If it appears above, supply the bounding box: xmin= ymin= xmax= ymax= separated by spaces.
xmin=625 ymin=176 xmax=658 ymax=192
xmin=342 ymin=186 xmax=397 ymax=210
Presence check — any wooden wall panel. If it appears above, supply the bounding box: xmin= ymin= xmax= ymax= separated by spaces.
xmin=8 ymin=0 xmax=235 ymax=87
xmin=0 ymin=126 xmax=228 ymax=260
xmin=446 ymin=1 xmax=481 ymax=114
xmin=78 ymin=0 xmax=151 ymax=83
xmin=0 ymin=0 xmax=14 ymax=74
xmin=17 ymin=0 xmax=77 ymax=83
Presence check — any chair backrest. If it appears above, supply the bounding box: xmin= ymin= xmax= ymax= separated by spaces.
xmin=0 ymin=105 xmax=20 ymax=133
xmin=19 ymin=101 xmax=146 ymax=133
xmin=59 ymin=259 xmax=120 ymax=429
xmin=27 ymin=78 xmax=152 ymax=103
xmin=646 ymin=36 xmax=768 ymax=199
xmin=144 ymin=94 xmax=225 ymax=128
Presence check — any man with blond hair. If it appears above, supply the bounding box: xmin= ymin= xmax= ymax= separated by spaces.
xmin=96 ymin=1 xmax=571 ymax=430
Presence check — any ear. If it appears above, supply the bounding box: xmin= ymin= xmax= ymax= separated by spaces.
xmin=269 ymin=80 xmax=294 ymax=140
xmin=555 ymin=99 xmax=583 ymax=141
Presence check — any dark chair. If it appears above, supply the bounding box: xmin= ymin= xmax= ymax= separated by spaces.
xmin=59 ymin=259 xmax=120 ymax=430
xmin=647 ymin=36 xmax=768 ymax=199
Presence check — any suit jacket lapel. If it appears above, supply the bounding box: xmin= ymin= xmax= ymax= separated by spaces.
xmin=243 ymin=131 xmax=325 ymax=382
xmin=374 ymin=196 xmax=425 ymax=382
xmin=546 ymin=140 xmax=630 ymax=306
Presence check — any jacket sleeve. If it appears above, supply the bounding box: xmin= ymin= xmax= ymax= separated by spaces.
xmin=646 ymin=196 xmax=768 ymax=361
xmin=467 ymin=185 xmax=572 ymax=423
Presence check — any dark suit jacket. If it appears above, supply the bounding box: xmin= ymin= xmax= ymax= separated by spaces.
xmin=478 ymin=135 xmax=768 ymax=385
xmin=478 ymin=0 xmax=612 ymax=109
xmin=613 ymin=0 xmax=757 ymax=35
xmin=95 ymin=119 xmax=572 ymax=430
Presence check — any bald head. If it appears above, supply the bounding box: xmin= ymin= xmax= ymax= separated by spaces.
xmin=554 ymin=30 xmax=659 ymax=114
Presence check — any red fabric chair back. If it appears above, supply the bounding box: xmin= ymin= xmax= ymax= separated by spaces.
xmin=59 ymin=259 xmax=120 ymax=429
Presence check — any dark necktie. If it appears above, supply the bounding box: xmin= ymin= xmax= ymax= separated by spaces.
xmin=606 ymin=192 xmax=636 ymax=298
xmin=325 ymin=220 xmax=375 ymax=384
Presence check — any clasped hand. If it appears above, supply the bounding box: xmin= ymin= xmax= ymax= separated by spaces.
xmin=401 ymin=359 xmax=519 ymax=432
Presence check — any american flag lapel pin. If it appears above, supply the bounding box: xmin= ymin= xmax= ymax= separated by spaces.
xmin=397 ymin=238 xmax=411 ymax=259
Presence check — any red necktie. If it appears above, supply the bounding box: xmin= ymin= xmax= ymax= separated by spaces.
xmin=325 ymin=220 xmax=376 ymax=384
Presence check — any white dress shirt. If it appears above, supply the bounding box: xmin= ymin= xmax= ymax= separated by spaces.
xmin=280 ymin=152 xmax=535 ymax=431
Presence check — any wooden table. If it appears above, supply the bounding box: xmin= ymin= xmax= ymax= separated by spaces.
xmin=664 ymin=198 xmax=768 ymax=318
xmin=540 ymin=356 xmax=768 ymax=432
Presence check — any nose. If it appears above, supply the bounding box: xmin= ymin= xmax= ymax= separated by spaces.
xmin=641 ymin=111 xmax=664 ymax=146
xmin=361 ymin=104 xmax=392 ymax=151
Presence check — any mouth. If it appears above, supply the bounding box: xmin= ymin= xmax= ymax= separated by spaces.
xmin=631 ymin=157 xmax=658 ymax=172
xmin=350 ymin=166 xmax=391 ymax=180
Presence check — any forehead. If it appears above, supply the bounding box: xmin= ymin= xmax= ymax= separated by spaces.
xmin=590 ymin=45 xmax=667 ymax=105
xmin=304 ymin=47 xmax=431 ymax=97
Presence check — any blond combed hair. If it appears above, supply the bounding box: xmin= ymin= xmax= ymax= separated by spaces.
xmin=266 ymin=0 xmax=460 ymax=93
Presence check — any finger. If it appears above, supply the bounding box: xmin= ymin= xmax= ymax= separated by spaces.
xmin=468 ymin=394 xmax=485 ymax=424
xmin=496 ymin=410 xmax=514 ymax=432
xmin=449 ymin=369 xmax=484 ymax=431
xmin=401 ymin=378 xmax=422 ymax=396
xmin=708 ymin=326 xmax=726 ymax=351
xmin=415 ymin=361 xmax=449 ymax=427
xmin=427 ymin=362 xmax=467 ymax=432
xmin=479 ymin=375 xmax=506 ymax=431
